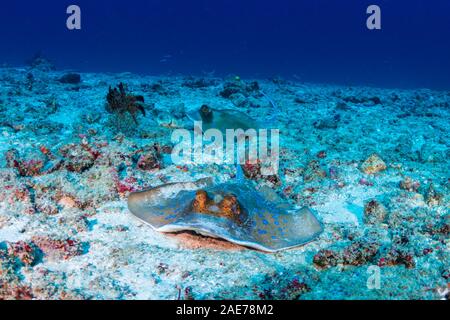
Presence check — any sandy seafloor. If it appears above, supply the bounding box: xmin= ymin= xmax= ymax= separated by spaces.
xmin=0 ymin=65 xmax=448 ymax=300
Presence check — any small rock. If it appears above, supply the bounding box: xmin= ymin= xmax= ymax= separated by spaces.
xmin=31 ymin=237 xmax=84 ymax=261
xmin=342 ymin=240 xmax=380 ymax=266
xmin=137 ymin=150 xmax=162 ymax=171
xmin=361 ymin=153 xmax=387 ymax=174
xmin=58 ymin=212 xmax=90 ymax=234
xmin=241 ymin=160 xmax=280 ymax=185
xmin=59 ymin=143 xmax=98 ymax=173
xmin=379 ymin=248 xmax=415 ymax=269
xmin=399 ymin=176 xmax=420 ymax=192
xmin=313 ymin=249 xmax=342 ymax=268
xmin=58 ymin=196 xmax=77 ymax=209
xmin=426 ymin=184 xmax=443 ymax=206
xmin=303 ymin=160 xmax=327 ymax=182
xmin=364 ymin=200 xmax=387 ymax=224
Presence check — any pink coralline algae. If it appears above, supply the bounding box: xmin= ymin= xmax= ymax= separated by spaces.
xmin=5 ymin=148 xmax=62 ymax=177
xmin=31 ymin=237 xmax=84 ymax=261
xmin=137 ymin=151 xmax=162 ymax=171
xmin=116 ymin=176 xmax=137 ymax=195
xmin=241 ymin=159 xmax=280 ymax=185
xmin=359 ymin=178 xmax=373 ymax=186
xmin=0 ymin=250 xmax=33 ymax=300
xmin=15 ymin=159 xmax=44 ymax=177
xmin=59 ymin=141 xmax=100 ymax=173
xmin=6 ymin=241 xmax=40 ymax=266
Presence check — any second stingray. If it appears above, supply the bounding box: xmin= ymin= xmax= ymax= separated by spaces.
xmin=186 ymin=105 xmax=261 ymax=132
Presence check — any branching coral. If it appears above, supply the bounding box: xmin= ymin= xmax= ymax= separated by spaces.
xmin=106 ymin=83 xmax=146 ymax=124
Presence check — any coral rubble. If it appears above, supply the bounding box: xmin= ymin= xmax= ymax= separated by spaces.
xmin=0 ymin=67 xmax=448 ymax=299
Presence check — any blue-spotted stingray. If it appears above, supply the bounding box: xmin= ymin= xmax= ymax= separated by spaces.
xmin=186 ymin=105 xmax=260 ymax=132
xmin=127 ymin=169 xmax=323 ymax=252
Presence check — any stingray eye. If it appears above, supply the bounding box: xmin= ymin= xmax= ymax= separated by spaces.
xmin=200 ymin=104 xmax=212 ymax=117
xmin=200 ymin=104 xmax=210 ymax=112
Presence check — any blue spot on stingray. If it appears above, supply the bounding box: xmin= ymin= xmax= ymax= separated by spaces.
xmin=165 ymin=214 xmax=176 ymax=220
xmin=258 ymin=229 xmax=267 ymax=235
xmin=274 ymin=220 xmax=279 ymax=226
xmin=262 ymin=219 xmax=269 ymax=225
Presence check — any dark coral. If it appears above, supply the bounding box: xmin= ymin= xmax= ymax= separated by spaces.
xmin=58 ymin=73 xmax=81 ymax=84
xmin=379 ymin=248 xmax=416 ymax=269
xmin=256 ymin=273 xmax=310 ymax=300
xmin=313 ymin=249 xmax=341 ymax=269
xmin=182 ymin=77 xmax=217 ymax=89
xmin=106 ymin=83 xmax=146 ymax=124
xmin=219 ymin=80 xmax=260 ymax=99
xmin=341 ymin=240 xmax=380 ymax=266
xmin=313 ymin=240 xmax=380 ymax=269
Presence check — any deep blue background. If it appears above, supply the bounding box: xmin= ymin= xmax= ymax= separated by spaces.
xmin=0 ymin=0 xmax=449 ymax=89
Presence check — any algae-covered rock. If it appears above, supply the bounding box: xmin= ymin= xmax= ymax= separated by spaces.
xmin=425 ymin=183 xmax=443 ymax=206
xmin=361 ymin=153 xmax=387 ymax=174
xmin=303 ymin=160 xmax=327 ymax=182
xmin=399 ymin=176 xmax=420 ymax=192
xmin=363 ymin=199 xmax=388 ymax=224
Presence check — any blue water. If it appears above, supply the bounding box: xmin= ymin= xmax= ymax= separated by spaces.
xmin=0 ymin=0 xmax=449 ymax=89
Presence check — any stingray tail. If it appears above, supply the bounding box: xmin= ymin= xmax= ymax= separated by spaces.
xmin=259 ymin=90 xmax=279 ymax=128
xmin=235 ymin=164 xmax=245 ymax=183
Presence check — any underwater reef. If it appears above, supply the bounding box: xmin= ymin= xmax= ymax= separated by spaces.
xmin=0 ymin=61 xmax=448 ymax=300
